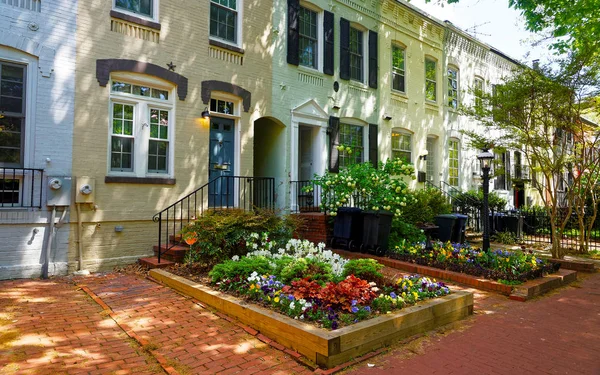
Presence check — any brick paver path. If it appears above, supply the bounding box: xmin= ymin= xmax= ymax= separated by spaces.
xmin=343 ymin=272 xmax=600 ymax=375
xmin=0 ymin=279 xmax=161 ymax=374
xmin=0 ymin=274 xmax=311 ymax=375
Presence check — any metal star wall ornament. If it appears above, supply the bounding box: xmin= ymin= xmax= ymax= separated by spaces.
xmin=167 ymin=62 xmax=176 ymax=71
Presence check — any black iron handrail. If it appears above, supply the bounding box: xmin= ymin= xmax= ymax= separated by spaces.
xmin=0 ymin=167 xmax=44 ymax=208
xmin=152 ymin=175 xmax=275 ymax=263
xmin=290 ymin=180 xmax=323 ymax=213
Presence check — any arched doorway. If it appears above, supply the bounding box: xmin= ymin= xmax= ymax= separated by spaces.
xmin=253 ymin=117 xmax=286 ymax=209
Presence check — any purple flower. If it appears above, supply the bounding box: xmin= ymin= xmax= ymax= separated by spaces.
xmin=288 ymin=295 xmax=295 ymax=301
xmin=351 ymin=306 xmax=359 ymax=313
xmin=390 ymin=292 xmax=397 ymax=299
xmin=351 ymin=299 xmax=357 ymax=306
xmin=364 ymin=306 xmax=371 ymax=312
xmin=331 ymin=321 xmax=338 ymax=330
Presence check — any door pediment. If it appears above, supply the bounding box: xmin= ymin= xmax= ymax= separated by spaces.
xmin=291 ymin=99 xmax=328 ymax=120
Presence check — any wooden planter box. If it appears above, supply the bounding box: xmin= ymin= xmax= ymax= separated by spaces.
xmin=150 ymin=269 xmax=473 ymax=369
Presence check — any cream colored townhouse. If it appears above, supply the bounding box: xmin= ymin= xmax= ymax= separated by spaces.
xmin=442 ymin=22 xmax=540 ymax=209
xmin=0 ymin=0 xmax=77 ymax=280
xmin=70 ymin=0 xmax=275 ymax=272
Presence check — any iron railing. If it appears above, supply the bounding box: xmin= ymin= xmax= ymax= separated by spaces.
xmin=290 ymin=180 xmax=322 ymax=213
xmin=152 ymin=175 xmax=275 ymax=263
xmin=0 ymin=167 xmax=44 ymax=208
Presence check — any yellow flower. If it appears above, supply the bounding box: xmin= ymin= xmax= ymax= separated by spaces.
xmin=274 ymin=297 xmax=280 ymax=303
xmin=250 ymin=284 xmax=255 ymax=290
xmin=412 ymin=292 xmax=419 ymax=300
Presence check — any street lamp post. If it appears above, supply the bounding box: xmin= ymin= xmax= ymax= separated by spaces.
xmin=478 ymin=149 xmax=494 ymax=252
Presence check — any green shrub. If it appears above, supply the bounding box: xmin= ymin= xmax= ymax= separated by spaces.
xmin=492 ymin=231 xmax=517 ymax=245
xmin=455 ymin=190 xmax=507 ymax=212
xmin=208 ymin=256 xmax=274 ymax=283
xmin=401 ymin=188 xmax=452 ymax=225
xmin=342 ymin=259 xmax=384 ymax=283
xmin=180 ymin=209 xmax=300 ymax=266
xmin=279 ymin=258 xmax=333 ymax=284
xmin=388 ymin=220 xmax=426 ymax=248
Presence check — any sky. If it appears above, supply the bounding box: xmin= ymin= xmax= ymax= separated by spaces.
xmin=408 ymin=0 xmax=550 ymax=65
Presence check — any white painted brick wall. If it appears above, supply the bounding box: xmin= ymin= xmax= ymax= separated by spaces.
xmin=0 ymin=0 xmax=77 ymax=280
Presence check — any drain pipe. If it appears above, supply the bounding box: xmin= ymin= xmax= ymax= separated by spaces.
xmin=76 ymin=202 xmax=84 ymax=271
xmin=42 ymin=207 xmax=68 ymax=279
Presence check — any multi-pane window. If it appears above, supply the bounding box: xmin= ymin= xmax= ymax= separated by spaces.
xmin=474 ymin=77 xmax=484 ymax=109
xmin=391 ymin=132 xmax=411 ymax=162
xmin=115 ymin=0 xmax=153 ymax=17
xmin=349 ymin=27 xmax=363 ymax=82
xmin=109 ymin=79 xmax=173 ymax=176
xmin=148 ymin=109 xmax=169 ymax=173
xmin=0 ymin=178 xmax=19 ymax=205
xmin=425 ymin=58 xmax=437 ymax=102
xmin=447 ymin=68 xmax=458 ymax=109
xmin=210 ymin=0 xmax=238 ymax=43
xmin=299 ymin=7 xmax=318 ymax=69
xmin=426 ymin=137 xmax=435 ymax=183
xmin=111 ymin=103 xmax=135 ymax=171
xmin=339 ymin=124 xmax=363 ymax=169
xmin=210 ymin=98 xmax=235 ymax=115
xmin=0 ymin=63 xmax=25 ymax=166
xmin=448 ymin=139 xmax=459 ymax=187
xmin=392 ymin=45 xmax=405 ymax=92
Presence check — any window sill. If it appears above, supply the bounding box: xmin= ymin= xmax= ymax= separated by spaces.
xmin=297 ymin=65 xmax=322 ymax=75
xmin=105 ymin=176 xmax=176 ymax=185
xmin=209 ymin=39 xmax=244 ymax=54
xmin=390 ymin=91 xmax=409 ymax=103
xmin=425 ymin=102 xmax=439 ymax=111
xmin=110 ymin=10 xmax=161 ymax=30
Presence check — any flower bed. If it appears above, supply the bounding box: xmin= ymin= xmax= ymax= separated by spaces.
xmin=208 ymin=234 xmax=451 ymax=330
xmin=389 ymin=241 xmax=560 ymax=282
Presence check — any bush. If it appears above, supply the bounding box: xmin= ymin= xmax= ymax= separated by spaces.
xmin=492 ymin=231 xmax=518 ymax=245
xmin=208 ymin=256 xmax=274 ymax=283
xmin=279 ymin=258 xmax=333 ymax=284
xmin=388 ymin=220 xmax=426 ymax=248
xmin=401 ymin=188 xmax=452 ymax=225
xmin=342 ymin=259 xmax=384 ymax=283
xmin=180 ymin=209 xmax=300 ymax=266
xmin=455 ymin=190 xmax=507 ymax=212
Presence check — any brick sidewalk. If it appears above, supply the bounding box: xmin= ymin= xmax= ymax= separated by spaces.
xmin=343 ymin=272 xmax=600 ymax=375
xmin=76 ymin=273 xmax=312 ymax=375
xmin=0 ymin=279 xmax=161 ymax=374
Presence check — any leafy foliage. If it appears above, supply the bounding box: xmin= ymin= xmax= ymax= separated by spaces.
xmin=208 ymin=256 xmax=274 ymax=283
xmin=401 ymin=188 xmax=452 ymax=225
xmin=317 ymin=275 xmax=377 ymax=312
xmin=454 ymin=190 xmax=508 ymax=213
xmin=180 ymin=209 xmax=300 ymax=266
xmin=342 ymin=258 xmax=384 ymax=283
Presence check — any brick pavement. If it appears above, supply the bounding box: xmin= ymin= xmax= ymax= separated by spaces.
xmin=343 ymin=272 xmax=600 ymax=375
xmin=76 ymin=273 xmax=312 ymax=375
xmin=0 ymin=279 xmax=161 ymax=375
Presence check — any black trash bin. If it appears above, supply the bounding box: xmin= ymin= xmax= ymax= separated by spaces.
xmin=434 ymin=214 xmax=457 ymax=243
xmin=452 ymin=214 xmax=468 ymax=244
xmin=361 ymin=210 xmax=394 ymax=256
xmin=331 ymin=207 xmax=363 ymax=251
xmin=489 ymin=212 xmax=505 ymax=234
xmin=503 ymin=214 xmax=523 ymax=238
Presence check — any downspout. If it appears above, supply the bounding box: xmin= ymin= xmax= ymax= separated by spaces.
xmin=42 ymin=207 xmax=67 ymax=279
xmin=76 ymin=203 xmax=83 ymax=271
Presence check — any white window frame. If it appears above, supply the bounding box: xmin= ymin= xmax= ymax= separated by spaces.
xmin=447 ymin=66 xmax=459 ymax=109
xmin=107 ymin=74 xmax=175 ymax=179
xmin=113 ymin=0 xmax=159 ymax=22
xmin=298 ymin=2 xmax=323 ymax=72
xmin=338 ymin=118 xmax=367 ymax=169
xmin=448 ymin=138 xmax=460 ymax=187
xmin=391 ymin=43 xmax=406 ymax=94
xmin=425 ymin=57 xmax=437 ymax=102
xmin=209 ymin=0 xmax=243 ymax=49
xmin=391 ymin=129 xmax=412 ymax=163
xmin=426 ymin=136 xmax=436 ymax=183
xmin=473 ymin=76 xmax=484 ymax=108
xmin=348 ymin=24 xmax=367 ymax=84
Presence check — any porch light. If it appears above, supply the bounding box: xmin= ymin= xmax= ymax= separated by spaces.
xmin=201 ymin=107 xmax=210 ymax=119
xmin=477 ymin=149 xmax=494 ymax=169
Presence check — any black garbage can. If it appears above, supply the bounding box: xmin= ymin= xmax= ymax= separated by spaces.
xmin=361 ymin=210 xmax=394 ymax=255
xmin=434 ymin=214 xmax=457 ymax=243
xmin=331 ymin=207 xmax=363 ymax=251
xmin=489 ymin=212 xmax=505 ymax=234
xmin=503 ymin=214 xmax=523 ymax=238
xmin=452 ymin=214 xmax=468 ymax=244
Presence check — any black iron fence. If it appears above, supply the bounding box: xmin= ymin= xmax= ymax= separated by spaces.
xmin=153 ymin=176 xmax=275 ymax=263
xmin=1 ymin=167 xmax=44 ymax=208
xmin=290 ymin=180 xmax=322 ymax=213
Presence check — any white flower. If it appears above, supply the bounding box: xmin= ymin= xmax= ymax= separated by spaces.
xmin=290 ymin=302 xmax=295 ymax=310
xmin=231 ymin=255 xmax=240 ymax=261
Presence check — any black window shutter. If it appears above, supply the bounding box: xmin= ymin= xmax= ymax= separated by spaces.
xmin=323 ymin=11 xmax=334 ymax=76
xmin=328 ymin=116 xmax=340 ymax=173
xmin=369 ymin=123 xmax=378 ymax=168
xmin=368 ymin=30 xmax=378 ymax=88
xmin=287 ymin=0 xmax=300 ymax=66
xmin=339 ymin=18 xmax=350 ymax=80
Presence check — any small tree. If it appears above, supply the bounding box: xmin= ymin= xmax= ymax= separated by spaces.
xmin=461 ymin=51 xmax=600 ymax=258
